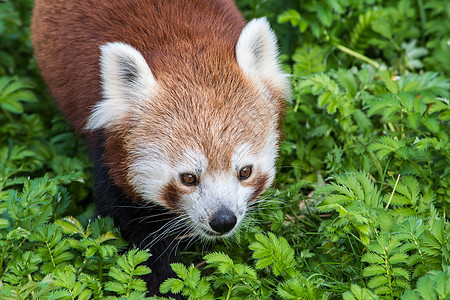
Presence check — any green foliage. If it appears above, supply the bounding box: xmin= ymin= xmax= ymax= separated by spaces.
xmin=362 ymin=233 xmax=411 ymax=297
xmin=160 ymin=234 xmax=327 ymax=299
xmin=0 ymin=76 xmax=36 ymax=113
xmin=317 ymin=172 xmax=383 ymax=245
xmin=0 ymin=186 xmax=151 ymax=298
xmin=2 ymin=0 xmax=450 ymax=299
xmin=343 ymin=284 xmax=379 ymax=300
xmin=105 ymin=249 xmax=151 ymax=296
xmin=160 ymin=263 xmax=213 ymax=299
xmin=0 ymin=173 xmax=149 ymax=298
xmin=250 ymin=232 xmax=296 ymax=277
xmin=401 ymin=267 xmax=450 ymax=300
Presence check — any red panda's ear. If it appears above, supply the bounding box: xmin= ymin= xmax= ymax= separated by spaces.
xmin=85 ymin=42 xmax=157 ymax=130
xmin=236 ymin=18 xmax=290 ymax=100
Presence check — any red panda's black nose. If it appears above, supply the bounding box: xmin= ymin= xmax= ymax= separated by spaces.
xmin=209 ymin=208 xmax=237 ymax=234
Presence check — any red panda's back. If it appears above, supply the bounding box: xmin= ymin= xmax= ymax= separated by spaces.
xmin=31 ymin=0 xmax=245 ymax=133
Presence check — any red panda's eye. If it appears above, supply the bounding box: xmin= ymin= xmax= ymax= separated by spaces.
xmin=238 ymin=166 xmax=252 ymax=180
xmin=180 ymin=173 xmax=198 ymax=186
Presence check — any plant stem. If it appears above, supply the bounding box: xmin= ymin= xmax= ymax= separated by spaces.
xmin=46 ymin=241 xmax=56 ymax=268
xmin=335 ymin=44 xmax=381 ymax=69
xmin=226 ymin=284 xmax=233 ymax=300
xmin=385 ymin=174 xmax=401 ymax=209
xmin=0 ymin=240 xmax=12 ymax=277
xmin=226 ymin=270 xmax=235 ymax=300
xmin=384 ymin=247 xmax=394 ymax=299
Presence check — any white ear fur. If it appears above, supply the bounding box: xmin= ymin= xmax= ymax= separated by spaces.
xmin=85 ymin=42 xmax=157 ymax=130
xmin=236 ymin=18 xmax=290 ymax=99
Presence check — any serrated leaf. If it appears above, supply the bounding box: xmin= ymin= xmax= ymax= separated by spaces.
xmin=408 ymin=112 xmax=420 ymax=129
xmin=0 ymin=218 xmax=9 ymax=229
xmin=171 ymin=281 xmax=186 ymax=295
xmin=392 ymin=267 xmax=410 ymax=280
xmin=378 ymin=70 xmax=398 ymax=94
xmin=133 ymin=265 xmax=151 ymax=276
xmin=204 ymin=252 xmax=233 ymax=266
xmin=96 ymin=232 xmax=117 ymax=244
xmin=79 ymin=290 xmax=92 ymax=300
xmin=362 ymin=253 xmax=384 ymax=264
xmin=105 ymin=281 xmax=126 ymax=294
xmin=55 ymin=217 xmax=85 ymax=236
xmin=129 ymin=278 xmax=147 ymax=292
xmin=160 ymin=278 xmax=180 ymax=294
xmin=421 ymin=118 xmax=440 ymax=132
xmin=171 ymin=263 xmax=188 ymax=279
xmin=416 ymin=276 xmax=435 ymax=300
xmin=363 ymin=265 xmax=385 ymax=277
xmin=255 ymin=257 xmax=273 ymax=270
xmin=368 ymin=275 xmax=388 ymax=289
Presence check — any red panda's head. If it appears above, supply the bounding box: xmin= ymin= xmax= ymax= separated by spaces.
xmin=85 ymin=18 xmax=290 ymax=239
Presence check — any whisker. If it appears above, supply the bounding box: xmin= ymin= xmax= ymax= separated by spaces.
xmin=149 ymin=216 xmax=190 ymax=246
xmin=182 ymin=233 xmax=201 ymax=252
xmin=131 ymin=214 xmax=179 ymax=225
xmin=112 ymin=205 xmax=170 ymax=210
xmin=170 ymin=226 xmax=196 ymax=259
xmin=139 ymin=215 xmax=187 ymax=249
xmin=153 ymin=224 xmax=193 ymax=262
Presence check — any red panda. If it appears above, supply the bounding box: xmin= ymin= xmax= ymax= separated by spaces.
xmin=31 ymin=0 xmax=290 ymax=296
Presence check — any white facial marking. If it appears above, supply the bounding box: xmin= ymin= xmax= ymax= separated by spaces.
xmin=231 ymin=127 xmax=278 ymax=185
xmin=128 ymin=144 xmax=171 ymax=205
xmin=231 ymin=143 xmax=252 ymax=171
xmin=85 ymin=42 xmax=157 ymax=130
xmin=174 ymin=150 xmax=208 ymax=177
xmin=183 ymin=172 xmax=253 ymax=238
xmin=129 ymin=148 xmax=208 ymax=207
xmin=125 ymin=125 xmax=279 ymax=240
xmin=258 ymin=126 xmax=279 ymax=183
xmin=180 ymin=131 xmax=279 ymax=238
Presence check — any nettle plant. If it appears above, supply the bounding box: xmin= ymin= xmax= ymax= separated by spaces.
xmin=1 ymin=0 xmax=450 ymax=299
xmin=0 ymin=174 xmax=155 ymax=299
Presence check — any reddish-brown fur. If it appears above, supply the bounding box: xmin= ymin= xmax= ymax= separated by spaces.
xmin=32 ymin=0 xmax=284 ymax=204
xmin=32 ymin=1 xmax=287 ymax=296
xmin=32 ymin=0 xmax=245 ymax=132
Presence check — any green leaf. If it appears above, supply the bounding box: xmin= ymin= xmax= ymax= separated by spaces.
xmin=160 ymin=278 xmax=184 ymax=294
xmin=362 ymin=253 xmax=384 ymax=264
xmin=421 ymin=118 xmax=440 ymax=133
xmin=0 ymin=218 xmax=9 ymax=229
xmin=368 ymin=275 xmax=388 ymax=289
xmin=378 ymin=70 xmax=398 ymax=94
xmin=278 ymin=9 xmax=301 ymax=27
xmin=1 ymin=98 xmax=23 ymax=113
xmin=335 ymin=69 xmax=357 ymax=96
xmin=371 ymin=17 xmax=392 ymax=39
xmin=6 ymin=90 xmax=37 ymax=103
xmin=343 ymin=284 xmax=379 ymax=300
xmin=171 ymin=263 xmax=188 ymax=280
xmin=363 ymin=265 xmax=386 ymax=277
xmin=55 ymin=217 xmax=86 ymax=237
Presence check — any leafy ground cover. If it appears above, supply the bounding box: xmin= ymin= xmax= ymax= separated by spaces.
xmin=0 ymin=0 xmax=449 ymax=299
